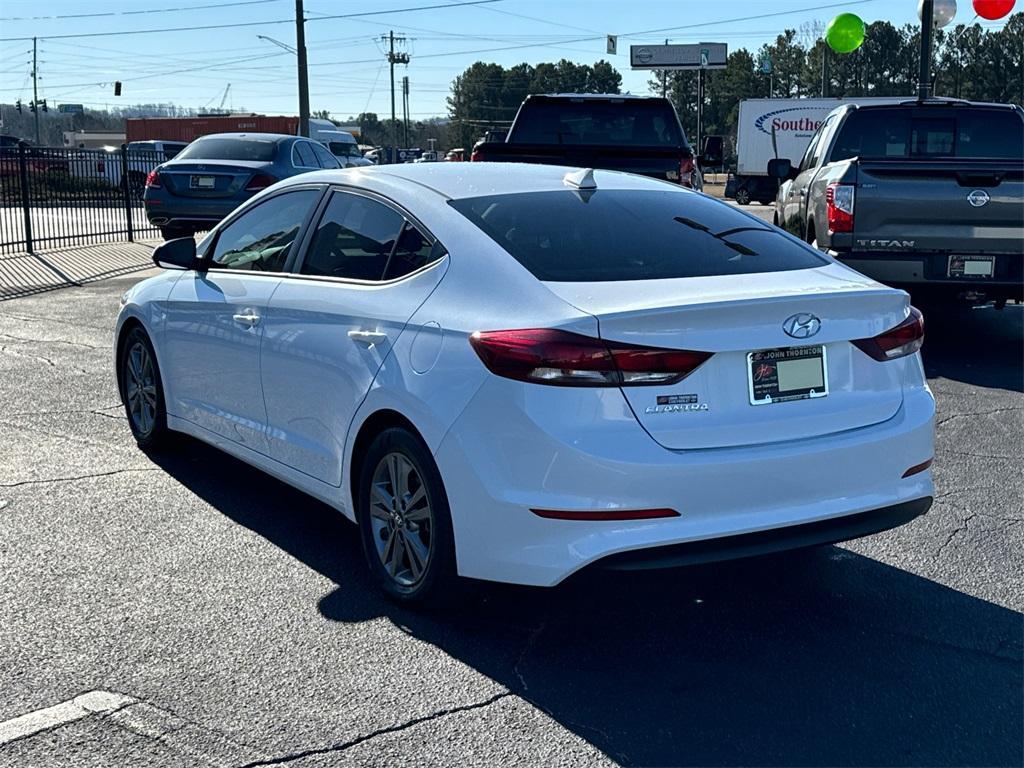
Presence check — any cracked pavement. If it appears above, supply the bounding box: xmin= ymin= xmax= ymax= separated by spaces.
xmin=0 ymin=270 xmax=1021 ymax=767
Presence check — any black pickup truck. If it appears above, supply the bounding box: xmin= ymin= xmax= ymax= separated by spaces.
xmin=769 ymin=99 xmax=1024 ymax=305
xmin=471 ymin=94 xmax=713 ymax=190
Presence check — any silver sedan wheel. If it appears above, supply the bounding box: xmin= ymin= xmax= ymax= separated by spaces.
xmin=125 ymin=341 xmax=157 ymax=436
xmin=369 ymin=452 xmax=433 ymax=587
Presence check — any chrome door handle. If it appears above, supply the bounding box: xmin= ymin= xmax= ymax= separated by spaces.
xmin=348 ymin=330 xmax=388 ymax=346
xmin=232 ymin=310 xmax=261 ymax=328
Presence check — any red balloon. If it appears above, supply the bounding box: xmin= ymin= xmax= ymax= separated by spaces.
xmin=972 ymin=0 xmax=1016 ymax=19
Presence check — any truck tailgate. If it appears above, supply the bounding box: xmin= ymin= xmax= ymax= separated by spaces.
xmin=853 ymin=160 xmax=1024 ymax=254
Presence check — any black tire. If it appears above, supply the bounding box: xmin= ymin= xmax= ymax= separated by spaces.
xmin=119 ymin=326 xmax=171 ymax=451
xmin=734 ymin=188 xmax=751 ymax=206
xmin=357 ymin=427 xmax=460 ymax=606
xmin=160 ymin=225 xmax=191 ymax=241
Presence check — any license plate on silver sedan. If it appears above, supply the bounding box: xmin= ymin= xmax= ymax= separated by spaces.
xmin=190 ymin=175 xmax=216 ymax=189
xmin=747 ymin=345 xmax=828 ymax=406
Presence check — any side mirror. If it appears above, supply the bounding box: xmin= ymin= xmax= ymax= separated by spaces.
xmin=152 ymin=237 xmax=198 ymax=271
xmin=767 ymin=158 xmax=793 ymax=180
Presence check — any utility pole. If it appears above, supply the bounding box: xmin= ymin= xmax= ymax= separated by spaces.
xmin=402 ymin=75 xmax=410 ymax=149
xmin=295 ymin=0 xmax=310 ymax=137
xmin=661 ymin=38 xmax=668 ymax=99
xmin=32 ymin=37 xmax=40 ymax=145
xmin=918 ymin=0 xmax=934 ymax=100
xmin=385 ymin=31 xmax=409 ymax=163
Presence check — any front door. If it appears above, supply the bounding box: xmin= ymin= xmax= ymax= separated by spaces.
xmin=261 ymin=189 xmax=447 ymax=485
xmin=162 ymin=187 xmax=321 ymax=451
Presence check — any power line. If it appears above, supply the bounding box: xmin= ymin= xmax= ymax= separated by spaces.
xmin=0 ymin=0 xmax=282 ymax=22
xmin=0 ymin=0 xmax=506 ymax=42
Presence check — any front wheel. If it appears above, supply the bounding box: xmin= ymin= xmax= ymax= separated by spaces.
xmin=357 ymin=427 xmax=459 ymax=606
xmin=120 ymin=327 xmax=171 ymax=450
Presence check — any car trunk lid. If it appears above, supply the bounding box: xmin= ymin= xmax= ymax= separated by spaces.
xmin=543 ymin=264 xmax=910 ymax=450
xmin=158 ymin=160 xmax=272 ymax=198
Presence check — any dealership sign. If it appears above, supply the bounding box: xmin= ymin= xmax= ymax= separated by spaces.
xmin=630 ymin=43 xmax=727 ymax=70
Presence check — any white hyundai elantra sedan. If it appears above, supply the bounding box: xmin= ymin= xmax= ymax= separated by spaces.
xmin=115 ymin=162 xmax=934 ymax=604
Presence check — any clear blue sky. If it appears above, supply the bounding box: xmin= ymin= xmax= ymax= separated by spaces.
xmin=0 ymin=0 xmax=1011 ymax=121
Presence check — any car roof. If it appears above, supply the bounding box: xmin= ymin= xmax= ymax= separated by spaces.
xmin=527 ymin=93 xmax=666 ymax=101
xmin=281 ymin=161 xmax=688 ymax=200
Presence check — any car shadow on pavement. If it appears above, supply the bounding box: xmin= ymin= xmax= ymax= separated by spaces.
xmin=152 ymin=442 xmax=1022 ymax=768
xmin=920 ymin=303 xmax=1023 ymax=392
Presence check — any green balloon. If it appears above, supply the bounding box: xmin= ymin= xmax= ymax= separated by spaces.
xmin=825 ymin=13 xmax=866 ymax=54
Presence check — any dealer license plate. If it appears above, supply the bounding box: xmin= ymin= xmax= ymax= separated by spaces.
xmin=948 ymin=255 xmax=994 ymax=278
xmin=747 ymin=345 xmax=828 ymax=406
xmin=190 ymin=175 xmax=216 ymax=189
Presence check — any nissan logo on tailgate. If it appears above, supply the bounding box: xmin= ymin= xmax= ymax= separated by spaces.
xmin=783 ymin=313 xmax=821 ymax=339
xmin=967 ymin=189 xmax=991 ymax=208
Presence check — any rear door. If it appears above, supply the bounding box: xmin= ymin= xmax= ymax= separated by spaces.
xmin=163 ymin=187 xmax=322 ymax=451
xmin=832 ymin=107 xmax=1024 ymax=254
xmin=260 ymin=189 xmax=448 ymax=484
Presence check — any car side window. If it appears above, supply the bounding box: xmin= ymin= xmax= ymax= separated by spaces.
xmin=293 ymin=142 xmax=317 ymax=168
xmin=797 ymin=128 xmax=822 ymax=173
xmin=210 ymin=189 xmax=320 ymax=272
xmin=808 ymin=115 xmax=836 ymax=168
xmin=384 ymin=223 xmax=445 ymax=280
xmin=311 ymin=142 xmax=340 ymax=168
xmin=300 ymin=192 xmax=403 ymax=280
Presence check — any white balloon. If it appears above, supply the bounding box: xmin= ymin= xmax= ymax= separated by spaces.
xmin=918 ymin=0 xmax=958 ymax=28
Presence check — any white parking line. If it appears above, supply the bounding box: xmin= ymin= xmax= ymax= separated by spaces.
xmin=0 ymin=690 xmax=136 ymax=746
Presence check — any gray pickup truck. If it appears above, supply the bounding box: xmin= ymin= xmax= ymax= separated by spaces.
xmin=769 ymin=99 xmax=1023 ymax=305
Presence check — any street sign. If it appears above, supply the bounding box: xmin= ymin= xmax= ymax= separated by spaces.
xmin=630 ymin=42 xmax=727 ymax=70
xmin=58 ymin=103 xmax=84 ymax=114
xmin=607 ymin=35 xmax=617 ymax=55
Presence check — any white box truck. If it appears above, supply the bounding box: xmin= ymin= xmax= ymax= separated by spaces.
xmin=728 ymin=98 xmax=842 ymax=205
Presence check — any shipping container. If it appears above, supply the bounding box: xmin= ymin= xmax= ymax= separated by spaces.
xmin=125 ymin=115 xmax=300 ymax=143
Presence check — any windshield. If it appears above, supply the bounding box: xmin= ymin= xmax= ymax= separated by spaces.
xmin=831 ymin=108 xmax=1024 ymax=161
xmin=511 ymin=99 xmax=687 ymax=148
xmin=450 ymin=190 xmax=827 ymax=282
xmin=328 ymin=142 xmax=363 ymax=158
xmin=176 ymin=137 xmax=277 ymax=162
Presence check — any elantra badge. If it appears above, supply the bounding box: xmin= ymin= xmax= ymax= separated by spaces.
xmin=783 ymin=313 xmax=821 ymax=339
xmin=645 ymin=394 xmax=709 ymax=414
xmin=967 ymin=189 xmax=990 ymax=208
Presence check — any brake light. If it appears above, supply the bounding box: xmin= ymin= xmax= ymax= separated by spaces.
xmin=852 ymin=307 xmax=925 ymax=361
xmin=825 ymin=182 xmax=855 ymax=233
xmin=245 ymin=173 xmax=277 ymax=191
xmin=144 ymin=169 xmax=161 ymax=189
xmin=469 ymin=329 xmax=712 ymax=387
xmin=96 ymin=161 xmax=105 ymax=173
xmin=679 ymin=156 xmax=695 ymax=187
xmin=470 ymin=149 xmax=481 ymax=162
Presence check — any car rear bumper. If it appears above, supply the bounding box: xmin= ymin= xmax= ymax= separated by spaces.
xmin=836 ymin=251 xmax=1023 ymax=297
xmin=435 ymin=376 xmax=935 ymax=587
xmin=597 ymin=496 xmax=931 ymax=570
xmin=144 ymin=194 xmax=248 ymax=228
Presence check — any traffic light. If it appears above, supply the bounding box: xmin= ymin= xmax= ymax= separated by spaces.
xmin=29 ymin=101 xmax=36 ymax=113
xmin=41 ymin=99 xmax=47 ymax=112
xmin=114 ymin=81 xmax=122 ymax=96
xmin=15 ymin=99 xmax=22 ymax=113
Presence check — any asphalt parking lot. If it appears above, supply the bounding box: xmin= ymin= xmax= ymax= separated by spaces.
xmin=0 ymin=261 xmax=1021 ymax=766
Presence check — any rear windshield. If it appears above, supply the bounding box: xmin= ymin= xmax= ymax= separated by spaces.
xmin=831 ymin=108 xmax=1024 ymax=161
xmin=176 ymin=137 xmax=277 ymax=162
xmin=449 ymin=190 xmax=827 ymax=282
xmin=510 ymin=99 xmax=687 ymax=148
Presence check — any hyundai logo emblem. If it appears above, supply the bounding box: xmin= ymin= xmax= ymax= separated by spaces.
xmin=967 ymin=189 xmax=990 ymax=208
xmin=783 ymin=313 xmax=821 ymax=339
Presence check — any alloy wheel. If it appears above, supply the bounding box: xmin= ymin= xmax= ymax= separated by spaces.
xmin=369 ymin=452 xmax=433 ymax=587
xmin=125 ymin=341 xmax=158 ymax=436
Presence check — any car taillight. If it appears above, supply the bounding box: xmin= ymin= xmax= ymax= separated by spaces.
xmin=470 ymin=150 xmax=481 ymax=162
xmin=469 ymin=328 xmax=712 ymax=387
xmin=825 ymin=182 xmax=855 ymax=233
xmin=852 ymin=307 xmax=924 ymax=361
xmin=679 ymin=156 xmax=695 ymax=187
xmin=245 ymin=173 xmax=277 ymax=191
xmin=96 ymin=161 xmax=105 ymax=173
xmin=144 ymin=169 xmax=161 ymax=188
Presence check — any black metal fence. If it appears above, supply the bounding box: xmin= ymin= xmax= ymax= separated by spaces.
xmin=0 ymin=142 xmax=162 ymax=255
